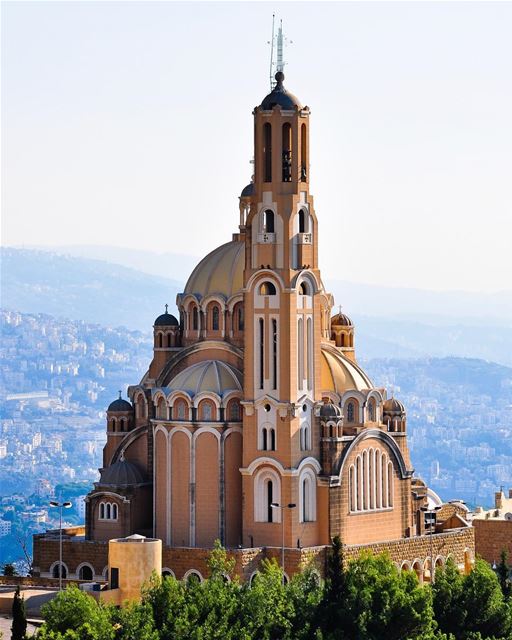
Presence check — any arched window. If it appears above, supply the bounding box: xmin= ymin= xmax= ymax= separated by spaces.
xmin=356 ymin=456 xmax=362 ymax=511
xmin=300 ymin=423 xmax=311 ymax=451
xmin=306 ymin=317 xmax=313 ymax=390
xmin=119 ymin=419 xmax=125 ymax=432
xmin=388 ymin=461 xmax=393 ymax=507
xmin=263 ymin=123 xmax=272 ymax=183
xmin=212 ymin=306 xmax=220 ymax=331
xmin=199 ymin=400 xmax=214 ymax=421
xmin=79 ymin=565 xmax=93 ymax=581
xmin=272 ymin=319 xmax=278 ymax=390
xmin=158 ymin=333 xmax=163 ymax=348
xmin=228 ymin=400 xmax=241 ymax=421
xmin=263 ymin=209 xmax=275 ymax=233
xmin=53 ymin=563 xmax=66 ymax=579
xmin=259 ymin=318 xmax=264 ymax=389
xmin=349 ymin=465 xmax=356 ymax=511
xmin=254 ymin=468 xmax=281 ymax=522
xmin=266 ymin=480 xmax=273 ymax=522
xmin=99 ymin=503 xmax=105 ymax=519
xmin=270 ymin=428 xmax=276 ymax=451
xmin=259 ymin=281 xmax=276 ymax=295
xmin=106 ymin=503 xmax=111 ymax=519
xmin=347 ymin=402 xmax=355 ymax=423
xmin=112 ymin=503 xmax=118 ymax=519
xmin=192 ymin=307 xmax=199 ymax=331
xmin=282 ymin=123 xmax=292 ymax=182
xmin=236 ymin=305 xmax=244 ymax=331
xmin=110 ymin=419 xmax=116 ymax=432
xmin=300 ymin=468 xmax=317 ymax=522
xmin=368 ymin=400 xmax=375 ymax=422
xmin=186 ymin=570 xmax=203 ymax=585
xmin=362 ymin=450 xmax=368 ymax=510
xmin=300 ymin=123 xmax=307 ymax=181
xmin=174 ymin=399 xmax=187 ymax=420
xmin=298 ymin=209 xmax=306 ymax=233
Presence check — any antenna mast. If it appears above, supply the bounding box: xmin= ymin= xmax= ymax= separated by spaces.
xmin=269 ymin=14 xmax=276 ymax=91
xmin=268 ymin=16 xmax=292 ymax=90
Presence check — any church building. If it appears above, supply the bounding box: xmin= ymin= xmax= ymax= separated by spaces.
xmin=33 ymin=67 xmax=474 ymax=585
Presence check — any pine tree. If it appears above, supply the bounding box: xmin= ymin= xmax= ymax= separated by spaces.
xmin=11 ymin=585 xmax=27 ymax=640
xmin=496 ymin=549 xmax=510 ymax=599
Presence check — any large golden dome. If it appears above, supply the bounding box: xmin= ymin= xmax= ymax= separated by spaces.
xmin=320 ymin=346 xmax=373 ymax=393
xmin=184 ymin=240 xmax=244 ymax=299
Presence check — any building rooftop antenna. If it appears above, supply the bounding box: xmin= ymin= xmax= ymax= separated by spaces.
xmin=268 ymin=16 xmax=293 ymax=90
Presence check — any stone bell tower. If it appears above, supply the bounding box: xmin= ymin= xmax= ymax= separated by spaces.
xmin=240 ymin=69 xmax=332 ymax=550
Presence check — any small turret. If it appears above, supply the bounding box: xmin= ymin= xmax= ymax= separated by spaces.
xmin=319 ymin=401 xmax=343 ymax=475
xmin=104 ymin=391 xmax=134 ymax=466
xmin=149 ymin=305 xmax=180 ymax=379
xmin=331 ymin=310 xmax=355 ymax=361
xmin=383 ymin=397 xmax=406 ymax=433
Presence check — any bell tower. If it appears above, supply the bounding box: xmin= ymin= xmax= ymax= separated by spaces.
xmin=241 ymin=62 xmax=331 ymax=551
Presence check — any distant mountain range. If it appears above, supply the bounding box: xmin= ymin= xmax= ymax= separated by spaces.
xmin=2 ymin=246 xmax=512 ymax=366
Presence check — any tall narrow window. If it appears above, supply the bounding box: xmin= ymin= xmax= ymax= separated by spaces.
xmin=263 ymin=210 xmax=275 ymax=233
xmin=266 ymin=480 xmax=273 ymax=522
xmin=237 ymin=306 xmax=244 ymax=331
xmin=297 ymin=318 xmax=304 ymax=389
xmin=282 ymin=123 xmax=292 ymax=182
xmin=302 ymin=479 xmax=308 ymax=521
xmin=112 ymin=504 xmax=118 ymax=519
xmin=388 ymin=461 xmax=393 ymax=507
xmin=272 ymin=319 xmax=277 ymax=390
xmin=259 ymin=318 xmax=264 ymax=389
xmin=212 ymin=306 xmax=219 ymax=331
xmin=356 ymin=456 xmax=362 ymax=511
xmin=270 ymin=428 xmax=276 ymax=451
xmin=100 ymin=503 xmax=105 ymax=519
xmin=192 ymin=307 xmax=199 ymax=330
xmin=299 ymin=209 xmax=305 ymax=233
xmin=307 ymin=317 xmax=313 ymax=390
xmin=263 ymin=123 xmax=272 ymax=183
xmin=301 ymin=124 xmax=307 ymax=181
xmin=347 ymin=402 xmax=355 ymax=423
xmin=106 ymin=503 xmax=111 ymax=519
xmin=262 ymin=428 xmax=268 ymax=451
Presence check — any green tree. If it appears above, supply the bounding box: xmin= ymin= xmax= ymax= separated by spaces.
xmin=285 ymin=564 xmax=323 ymax=640
xmin=109 ymin=602 xmax=158 ymax=640
xmin=432 ymin=557 xmax=467 ymax=636
xmin=11 ymin=586 xmax=27 ymax=640
xmin=38 ymin=585 xmax=114 ymax=640
xmin=496 ymin=550 xmax=511 ymax=599
xmin=341 ymin=552 xmax=434 ymax=640
xmin=238 ymin=559 xmax=293 ymax=639
xmin=460 ymin=558 xmax=512 ymax=639
xmin=3 ymin=563 xmax=17 ymax=577
xmin=317 ymin=535 xmax=352 ymax=638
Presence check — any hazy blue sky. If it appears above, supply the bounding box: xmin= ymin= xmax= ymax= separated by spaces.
xmin=2 ymin=1 xmax=511 ymax=292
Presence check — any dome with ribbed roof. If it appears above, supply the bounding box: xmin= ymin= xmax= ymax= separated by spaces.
xmin=320 ymin=347 xmax=373 ymax=393
xmin=383 ymin=397 xmax=406 ymax=415
xmin=166 ymin=360 xmax=242 ymax=398
xmin=184 ymin=241 xmax=244 ymax=300
xmin=99 ymin=459 xmax=148 ymax=486
xmin=319 ymin=402 xmax=343 ymax=421
xmin=331 ymin=312 xmax=354 ymax=327
xmin=107 ymin=396 xmax=133 ymax=413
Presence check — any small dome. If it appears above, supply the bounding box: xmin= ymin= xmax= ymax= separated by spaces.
xmin=240 ymin=182 xmax=254 ymax=198
xmin=154 ymin=305 xmax=179 ymax=326
xmin=383 ymin=397 xmax=406 ymax=414
xmin=319 ymin=402 xmax=343 ymax=421
xmin=166 ymin=360 xmax=242 ymax=398
xmin=99 ymin=459 xmax=147 ymax=486
xmin=107 ymin=396 xmax=132 ymax=413
xmin=261 ymin=72 xmax=302 ymax=111
xmin=184 ymin=240 xmax=244 ymax=300
xmin=331 ymin=312 xmax=353 ymax=328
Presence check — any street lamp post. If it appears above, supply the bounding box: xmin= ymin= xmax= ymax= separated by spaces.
xmin=271 ymin=502 xmax=296 ymax=584
xmin=421 ymin=505 xmax=442 ymax=584
xmin=49 ymin=500 xmax=72 ymax=590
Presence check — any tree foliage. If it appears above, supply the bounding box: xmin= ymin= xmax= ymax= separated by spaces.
xmin=34 ymin=540 xmax=512 ymax=640
xmin=11 ymin=586 xmax=27 ymax=640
